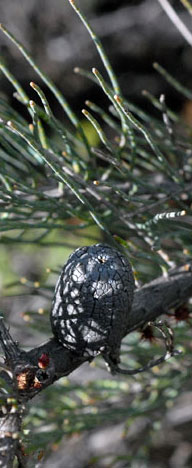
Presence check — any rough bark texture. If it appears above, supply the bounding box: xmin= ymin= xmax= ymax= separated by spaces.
xmin=128 ymin=263 xmax=192 ymax=331
xmin=0 ymin=261 xmax=192 ymax=467
xmin=0 ymin=261 xmax=191 ymax=398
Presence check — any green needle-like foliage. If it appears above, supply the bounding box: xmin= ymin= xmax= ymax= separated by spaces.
xmin=0 ymin=1 xmax=192 ymax=465
xmin=0 ymin=27 xmax=191 ymax=277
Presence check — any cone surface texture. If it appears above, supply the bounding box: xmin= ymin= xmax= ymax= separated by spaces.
xmin=51 ymin=244 xmax=135 ymax=357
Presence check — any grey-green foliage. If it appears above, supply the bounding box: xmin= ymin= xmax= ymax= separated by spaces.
xmin=0 ymin=1 xmax=192 ymax=464
xmin=0 ymin=9 xmax=192 ymax=280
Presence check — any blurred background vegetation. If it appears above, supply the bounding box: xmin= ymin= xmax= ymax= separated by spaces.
xmin=0 ymin=1 xmax=192 ymax=467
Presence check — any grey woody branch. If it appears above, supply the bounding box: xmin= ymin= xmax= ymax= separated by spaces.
xmin=0 ymin=262 xmax=191 ymax=398
xmin=0 ymin=262 xmax=191 ymax=467
xmin=127 ymin=263 xmax=192 ymax=332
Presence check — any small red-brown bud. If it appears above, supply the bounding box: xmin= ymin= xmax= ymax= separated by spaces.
xmin=38 ymin=353 xmax=50 ymax=369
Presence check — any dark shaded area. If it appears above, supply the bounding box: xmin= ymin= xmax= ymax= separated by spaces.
xmin=1 ymin=0 xmax=192 ymax=123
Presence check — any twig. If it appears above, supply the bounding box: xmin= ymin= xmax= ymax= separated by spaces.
xmin=0 ymin=262 xmax=191 ymax=399
xmin=127 ymin=262 xmax=192 ymax=331
xmin=157 ymin=0 xmax=192 ymax=46
xmin=0 ymin=263 xmax=191 ymax=466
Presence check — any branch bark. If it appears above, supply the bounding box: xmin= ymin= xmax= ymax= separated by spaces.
xmin=127 ymin=263 xmax=192 ymax=331
xmin=0 ymin=262 xmax=191 ymax=467
xmin=1 ymin=263 xmax=192 ymax=395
